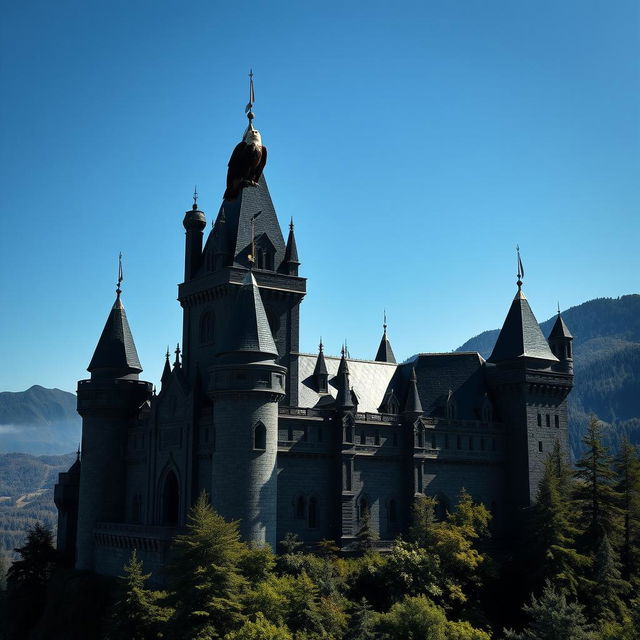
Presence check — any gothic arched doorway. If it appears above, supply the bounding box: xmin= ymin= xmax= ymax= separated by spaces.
xmin=162 ymin=470 xmax=179 ymax=525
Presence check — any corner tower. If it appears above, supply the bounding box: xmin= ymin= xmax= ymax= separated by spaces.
xmin=486 ymin=263 xmax=573 ymax=520
xmin=208 ymin=271 xmax=286 ymax=548
xmin=75 ymin=277 xmax=152 ymax=570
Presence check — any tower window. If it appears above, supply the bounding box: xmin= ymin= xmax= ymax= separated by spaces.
xmin=567 ymin=343 xmax=572 ymax=358
xmin=345 ymin=425 xmax=353 ymax=443
xmin=555 ymin=415 xmax=560 ymax=429
xmin=538 ymin=441 xmax=543 ymax=452
xmin=537 ymin=413 xmax=542 ymax=427
xmin=417 ymin=429 xmax=424 ymax=448
xmin=345 ymin=461 xmax=352 ymax=491
xmin=546 ymin=414 xmax=550 ymax=428
xmin=318 ymin=376 xmax=328 ymax=393
xmin=295 ymin=496 xmax=306 ymax=519
xmin=199 ymin=310 xmax=215 ymax=344
xmin=308 ymin=497 xmax=318 ymax=528
xmin=287 ymin=426 xmax=293 ymax=442
xmin=254 ymin=422 xmax=267 ymax=450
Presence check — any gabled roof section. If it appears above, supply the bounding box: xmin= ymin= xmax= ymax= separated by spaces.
xmin=204 ymin=175 xmax=286 ymax=271
xmin=549 ymin=313 xmax=573 ymax=339
xmin=488 ymin=290 xmax=558 ymax=363
xmin=88 ymin=293 xmax=142 ymax=378
xmin=223 ymin=271 xmax=278 ymax=358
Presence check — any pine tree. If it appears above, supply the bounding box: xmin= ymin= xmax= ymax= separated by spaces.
xmin=107 ymin=549 xmax=172 ymax=640
xmin=345 ymin=597 xmax=377 ymax=640
xmin=574 ymin=418 xmax=622 ymax=552
xmin=355 ymin=507 xmax=378 ymax=553
xmin=504 ymin=581 xmax=592 ymax=640
xmin=613 ymin=439 xmax=640 ymax=581
xmin=407 ymin=495 xmax=439 ymax=548
xmin=590 ymin=532 xmax=629 ymax=623
xmin=166 ymin=492 xmax=248 ymax=639
xmin=529 ymin=440 xmax=586 ymax=595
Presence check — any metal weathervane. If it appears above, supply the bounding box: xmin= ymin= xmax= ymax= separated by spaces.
xmin=117 ymin=252 xmax=123 ymax=295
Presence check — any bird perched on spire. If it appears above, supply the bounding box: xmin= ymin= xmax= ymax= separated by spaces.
xmin=224 ymin=71 xmax=268 ymax=200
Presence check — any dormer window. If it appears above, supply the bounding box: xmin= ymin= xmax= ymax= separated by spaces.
xmin=254 ymin=234 xmax=275 ymax=271
xmin=446 ymin=391 xmax=457 ymax=420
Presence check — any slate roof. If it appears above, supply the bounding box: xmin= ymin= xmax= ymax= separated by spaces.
xmin=283 ymin=220 xmax=300 ymax=266
xmin=389 ymin=353 xmax=489 ymax=420
xmin=223 ymin=271 xmax=278 ymax=358
xmin=487 ymin=290 xmax=558 ymax=363
xmin=88 ymin=293 xmax=142 ymax=376
xmin=297 ymin=354 xmax=397 ymax=413
xmin=204 ymin=174 xmax=286 ymax=271
xmin=549 ymin=313 xmax=573 ymax=339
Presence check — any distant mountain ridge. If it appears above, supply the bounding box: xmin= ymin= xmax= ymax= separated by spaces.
xmin=457 ymin=295 xmax=640 ymax=457
xmin=0 ymin=386 xmax=80 ymax=455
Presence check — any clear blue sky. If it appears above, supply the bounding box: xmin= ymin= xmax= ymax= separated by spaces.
xmin=1 ymin=1 xmax=638 ymax=393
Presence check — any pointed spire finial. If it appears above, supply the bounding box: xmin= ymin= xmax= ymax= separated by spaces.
xmin=116 ymin=252 xmax=123 ymax=296
xmin=245 ymin=69 xmax=255 ymax=122
xmin=516 ymin=245 xmax=524 ymax=291
xmin=193 ymin=184 xmax=198 ymax=208
xmin=165 ymin=346 xmax=170 ymax=360
xmin=174 ymin=342 xmax=181 ymax=367
xmin=290 ymin=217 xmax=294 ymax=231
xmin=383 ymin=309 xmax=388 ymax=335
xmin=557 ymin=301 xmax=561 ymax=315
xmin=76 ymin=444 xmax=81 ymax=461
xmin=341 ymin=343 xmax=346 ymax=358
xmin=345 ymin=339 xmax=350 ymax=359
xmin=319 ymin=337 xmax=323 ymax=352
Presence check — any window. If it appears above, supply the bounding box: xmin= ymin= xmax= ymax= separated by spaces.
xmin=431 ymin=433 xmax=437 ymax=449
xmin=302 ymin=427 xmax=308 ymax=442
xmin=360 ymin=430 xmax=366 ymax=445
xmin=254 ymin=422 xmax=266 ymax=450
xmin=345 ymin=425 xmax=353 ymax=443
xmin=435 ymin=496 xmax=448 ymax=521
xmin=358 ymin=497 xmax=369 ymax=521
xmin=345 ymin=461 xmax=352 ymax=491
xmin=308 ymin=497 xmax=318 ymax=528
xmin=492 ymin=438 xmax=497 ymax=451
xmin=446 ymin=392 xmax=457 ymax=420
xmin=537 ymin=413 xmax=542 ymax=427
xmin=546 ymin=414 xmax=551 ymax=428
xmin=318 ymin=376 xmax=328 ymax=393
xmin=567 ymin=343 xmax=572 ymax=358
xmin=538 ymin=441 xmax=543 ymax=452
xmin=555 ymin=415 xmax=560 ymax=429
xmin=417 ymin=429 xmax=424 ymax=448
xmin=295 ymin=496 xmax=306 ymax=519
xmin=375 ymin=430 xmax=380 ymax=446
xmin=131 ymin=494 xmax=142 ymax=524
xmin=287 ymin=426 xmax=293 ymax=441
xmin=199 ymin=310 xmax=215 ymax=344
xmin=162 ymin=471 xmax=179 ymax=525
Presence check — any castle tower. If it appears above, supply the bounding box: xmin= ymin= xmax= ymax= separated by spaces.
xmin=208 ymin=270 xmax=286 ymax=548
xmin=375 ymin=314 xmax=396 ymax=363
xmin=548 ymin=309 xmax=574 ymax=374
xmin=75 ymin=281 xmax=152 ymax=570
xmin=486 ymin=271 xmax=573 ymax=518
xmin=53 ymin=450 xmax=81 ymax=566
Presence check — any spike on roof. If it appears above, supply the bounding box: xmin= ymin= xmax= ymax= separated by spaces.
xmin=283 ymin=217 xmax=300 ymax=266
xmin=375 ymin=313 xmax=396 ymax=363
xmin=549 ymin=312 xmax=573 ymax=339
xmin=161 ymin=348 xmax=172 ymax=386
xmin=403 ymin=367 xmax=423 ymax=414
xmin=224 ymin=271 xmax=278 ymax=357
xmin=87 ymin=291 xmax=142 ymax=378
xmin=335 ymin=349 xmax=354 ymax=408
xmin=488 ymin=288 xmax=558 ymax=363
xmin=313 ymin=339 xmax=328 ymax=376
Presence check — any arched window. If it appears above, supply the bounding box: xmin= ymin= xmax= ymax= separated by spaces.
xmin=345 ymin=425 xmax=353 ymax=443
xmin=446 ymin=391 xmax=457 ymax=420
xmin=481 ymin=396 xmax=493 ymax=423
xmin=295 ymin=496 xmax=306 ymax=519
xmin=254 ymin=422 xmax=266 ymax=450
xmin=360 ymin=430 xmax=366 ymax=445
xmin=162 ymin=471 xmax=179 ymax=525
xmin=308 ymin=497 xmax=318 ymax=528
xmin=199 ymin=310 xmax=215 ymax=344
xmin=417 ymin=427 xmax=424 ymax=448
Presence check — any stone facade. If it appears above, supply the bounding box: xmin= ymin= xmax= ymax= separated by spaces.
xmin=55 ymin=120 xmax=574 ymax=576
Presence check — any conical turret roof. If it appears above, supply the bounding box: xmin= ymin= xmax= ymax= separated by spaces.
xmin=88 ymin=292 xmax=142 ymax=378
xmin=335 ymin=351 xmax=354 ymax=408
xmin=282 ymin=218 xmax=300 ymax=269
xmin=375 ymin=329 xmax=396 ymax=363
xmin=403 ymin=367 xmax=423 ymax=414
xmin=488 ymin=290 xmax=558 ymax=363
xmin=313 ymin=340 xmax=328 ymax=376
xmin=224 ymin=271 xmax=278 ymax=358
xmin=549 ymin=313 xmax=573 ymax=339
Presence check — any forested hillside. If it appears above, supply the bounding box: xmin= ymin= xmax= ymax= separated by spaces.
xmin=0 ymin=453 xmax=75 ymax=558
xmin=457 ymin=294 xmax=640 ymax=457
xmin=0 ymin=386 xmax=80 ymax=455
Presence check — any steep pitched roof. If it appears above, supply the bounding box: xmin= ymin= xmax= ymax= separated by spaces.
xmin=87 ymin=293 xmax=142 ymax=377
xmin=282 ymin=219 xmax=300 ymax=267
xmin=224 ymin=270 xmax=278 ymax=358
xmin=487 ymin=290 xmax=558 ymax=363
xmin=549 ymin=313 xmax=573 ymax=339
xmin=403 ymin=367 xmax=423 ymax=414
xmin=375 ymin=329 xmax=396 ymax=363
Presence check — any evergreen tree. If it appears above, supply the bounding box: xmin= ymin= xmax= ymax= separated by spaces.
xmin=345 ymin=597 xmax=376 ymax=640
xmin=0 ymin=553 xmax=7 ymax=591
xmin=355 ymin=507 xmax=378 ymax=553
xmin=613 ymin=439 xmax=640 ymax=581
xmin=107 ymin=549 xmax=172 ymax=640
xmin=166 ymin=492 xmax=247 ymax=639
xmin=222 ymin=612 xmax=293 ymax=640
xmin=589 ymin=532 xmax=629 ymax=623
xmin=408 ymin=495 xmax=439 ymax=547
xmin=529 ymin=441 xmax=586 ymax=595
xmin=504 ymin=581 xmax=592 ymax=640
xmin=574 ymin=418 xmax=622 ymax=552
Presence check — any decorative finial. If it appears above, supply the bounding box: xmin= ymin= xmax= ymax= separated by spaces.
xmin=247 ymin=210 xmax=262 ymax=267
xmin=341 ymin=343 xmax=346 ymax=358
xmin=319 ymin=337 xmax=323 ymax=352
xmin=193 ymin=185 xmax=198 ymax=209
xmin=76 ymin=444 xmax=81 ymax=461
xmin=116 ymin=252 xmax=123 ymax=296
xmin=516 ymin=245 xmax=524 ymax=290
xmin=557 ymin=301 xmax=561 ymax=315
xmin=245 ymin=69 xmax=255 ymax=122
xmin=174 ymin=343 xmax=181 ymax=367
xmin=289 ymin=217 xmax=294 ymax=232
xmin=165 ymin=346 xmax=170 ymax=360
xmin=383 ymin=309 xmax=387 ymax=334
xmin=345 ymin=339 xmax=350 ymax=359
xmin=153 ymin=384 xmax=157 ymax=396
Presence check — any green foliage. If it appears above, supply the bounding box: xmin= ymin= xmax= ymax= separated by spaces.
xmin=375 ymin=595 xmax=490 ymax=640
xmin=107 ymin=549 xmax=172 ymax=640
xmin=279 ymin=532 xmax=303 ymax=555
xmin=0 ymin=553 xmax=7 ymax=591
xmin=504 ymin=581 xmax=593 ymax=640
xmin=223 ymin=612 xmax=293 ymax=640
xmin=355 ymin=507 xmax=378 ymax=553
xmin=344 ymin=598 xmax=376 ymax=640
xmin=574 ymin=418 xmax=622 ymax=551
xmin=588 ymin=532 xmax=629 ymax=623
xmin=166 ymin=491 xmax=247 ymax=639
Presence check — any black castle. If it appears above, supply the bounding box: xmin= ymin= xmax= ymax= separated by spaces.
xmin=55 ymin=103 xmax=574 ymax=578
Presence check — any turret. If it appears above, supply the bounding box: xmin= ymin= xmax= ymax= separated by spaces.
xmin=403 ymin=367 xmax=423 ymax=418
xmin=75 ymin=275 xmax=152 ymax=570
xmin=54 ymin=450 xmax=81 ymax=566
xmin=335 ymin=347 xmax=354 ymax=409
xmin=281 ymin=218 xmax=300 ymax=276
xmin=548 ymin=308 xmax=573 ymax=374
xmin=374 ymin=313 xmax=396 ymax=363
xmin=183 ymin=190 xmax=206 ymax=281
xmin=313 ymin=339 xmax=329 ymax=393
xmin=208 ymin=270 xmax=286 ymax=548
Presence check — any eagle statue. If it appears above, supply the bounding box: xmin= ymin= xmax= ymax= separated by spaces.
xmin=223 ymin=123 xmax=267 ymax=200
